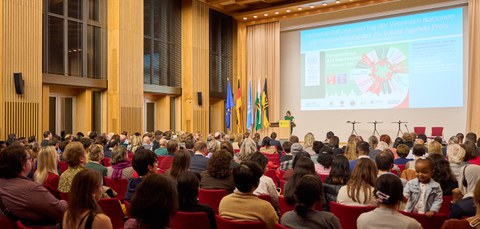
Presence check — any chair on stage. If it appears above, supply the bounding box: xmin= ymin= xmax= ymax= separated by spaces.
xmin=171 ymin=211 xmax=211 ymax=229
xmin=215 ymin=215 xmax=266 ymax=229
xmin=330 ymin=202 xmax=375 ymax=229
xmin=413 ymin=127 xmax=426 ymax=135
xmin=429 ymin=127 xmax=444 ymax=139
xmin=198 ymin=188 xmax=229 ymax=214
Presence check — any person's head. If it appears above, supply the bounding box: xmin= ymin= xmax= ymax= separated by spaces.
xmin=347 ymin=158 xmax=378 ymax=204
xmin=261 ymin=137 xmax=271 ymax=147
xmin=415 ymin=158 xmax=434 ymax=184
xmin=270 ymin=132 xmax=277 ymax=140
xmin=379 ymin=134 xmax=392 ymax=146
xmin=34 ymin=146 xmax=58 ymax=184
xmin=65 ymin=169 xmax=103 ymax=229
xmin=417 ymin=134 xmax=428 ymax=144
xmin=184 ymin=139 xmax=194 ymax=150
xmin=233 ymin=161 xmax=263 ymax=193
xmin=395 ymin=144 xmax=409 ymax=159
xmin=63 ymin=142 xmax=86 ymax=168
xmin=193 ymin=141 xmax=208 ymax=155
xmin=368 ymin=136 xmax=379 ymax=148
xmin=28 ymin=135 xmax=36 ymax=143
xmin=328 ymin=155 xmax=351 ymax=185
xmin=326 ymin=131 xmax=334 ymax=140
xmin=462 ymin=140 xmax=478 ymax=161
xmin=286 ymin=110 xmax=291 ymax=116
xmin=294 ymin=175 xmax=323 ymax=218
xmin=283 ymin=141 xmax=292 ymax=153
xmin=449 ymin=136 xmax=459 ymax=145
xmin=402 ymin=133 xmax=413 ymax=142
xmin=374 ymin=173 xmax=404 ymax=206
xmin=356 ymin=141 xmax=370 ymax=156
xmin=43 ymin=131 xmax=52 ymax=139
xmin=207 ymin=149 xmax=232 ymax=179
xmin=129 ymin=174 xmax=178 ymax=229
xmin=393 ymin=137 xmax=404 ymax=148
xmin=111 ymin=145 xmax=128 ymax=165
xmin=132 ymin=148 xmax=158 ymax=176
xmin=466 ymin=132 xmax=477 ymax=143
xmin=316 ymin=146 xmax=334 ymax=169
xmin=429 ymin=153 xmax=456 ymax=185
xmin=237 ymin=138 xmax=256 ymax=162
xmin=376 ymin=151 xmax=394 ymax=172
xmin=289 ymin=135 xmax=299 ymax=143
xmin=412 ymin=144 xmax=426 ymax=157
xmin=427 ymin=141 xmax=442 ymax=155
xmin=0 ymin=144 xmax=32 ymax=178
xmin=168 ymin=149 xmax=191 ymax=179
xmin=177 ymin=171 xmax=200 ymax=208
xmin=88 ymin=144 xmax=104 ymax=162
xmin=249 ymin=152 xmax=268 ymax=173
xmin=312 ymin=141 xmax=324 ymax=154
xmin=329 ymin=136 xmax=340 ymax=148
xmin=303 ymin=133 xmax=315 ymax=148
xmin=167 ymin=140 xmax=179 ymax=155
xmin=292 ymin=152 xmax=312 ymax=169
xmin=220 ymin=141 xmax=234 ymax=156
xmin=456 ymin=133 xmax=465 ymax=144
xmin=446 ymin=144 xmax=466 ymax=164
xmin=78 ymin=137 xmax=93 ymax=151
xmin=375 ymin=142 xmax=389 ymax=151
xmin=88 ymin=131 xmax=98 ymax=140
xmin=290 ymin=143 xmax=304 ymax=156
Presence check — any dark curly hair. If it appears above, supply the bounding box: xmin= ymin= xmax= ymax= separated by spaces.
xmin=316 ymin=146 xmax=334 ymax=169
xmin=207 ymin=149 xmax=232 ymax=179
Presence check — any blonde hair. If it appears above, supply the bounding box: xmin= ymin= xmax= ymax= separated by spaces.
xmin=345 ymin=141 xmax=358 ymax=160
xmin=34 ymin=146 xmax=58 ymax=185
xmin=303 ymin=133 xmax=315 ymax=148
xmin=428 ymin=141 xmax=442 ymax=155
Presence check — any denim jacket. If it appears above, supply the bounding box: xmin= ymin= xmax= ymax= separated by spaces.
xmin=403 ymin=178 xmax=443 ymax=213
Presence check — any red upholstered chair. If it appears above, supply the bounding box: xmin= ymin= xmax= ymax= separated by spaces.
xmin=318 ymin=173 xmax=329 ymax=182
xmin=58 ymin=161 xmax=68 ymax=174
xmin=438 ymin=196 xmax=453 ymax=215
xmin=414 ymin=127 xmax=426 ymax=135
xmin=263 ymin=153 xmax=280 ymax=168
xmin=429 ymin=127 xmax=444 ymax=139
xmin=0 ymin=215 xmax=15 ymax=229
xmin=275 ymin=223 xmax=289 ymax=229
xmin=400 ymin=211 xmax=448 ymax=229
xmin=16 ymin=221 xmax=51 ymax=229
xmin=171 ymin=211 xmax=211 ymax=229
xmin=278 ymin=195 xmax=294 ymax=216
xmin=234 ymin=149 xmax=240 ymax=154
xmin=104 ymin=177 xmax=128 ymax=202
xmin=157 ymin=156 xmax=174 ymax=171
xmin=59 ymin=192 xmax=69 ymax=202
xmin=258 ymin=194 xmax=272 ymax=205
xmin=264 ymin=169 xmax=279 ymax=187
xmin=397 ymin=164 xmax=406 ymax=174
xmin=215 ymin=215 xmax=266 ymax=229
xmin=198 ymin=188 xmax=229 ymax=214
xmin=329 ymin=202 xmax=376 ymax=229
xmin=98 ymin=198 xmax=125 ymax=229
xmin=102 ymin=157 xmax=111 ymax=167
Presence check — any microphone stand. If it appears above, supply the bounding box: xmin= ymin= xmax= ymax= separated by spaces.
xmin=368 ymin=121 xmax=382 ymax=137
xmin=391 ymin=120 xmax=408 ymax=137
xmin=347 ymin=121 xmax=360 ymax=136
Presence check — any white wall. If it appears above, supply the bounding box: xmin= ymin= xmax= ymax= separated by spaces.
xmin=279 ymin=0 xmax=468 ymax=142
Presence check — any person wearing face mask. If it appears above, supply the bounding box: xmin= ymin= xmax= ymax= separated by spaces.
xmin=0 ymin=144 xmax=67 ymax=226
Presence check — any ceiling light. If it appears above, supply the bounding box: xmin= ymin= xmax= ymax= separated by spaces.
xmin=243 ymin=17 xmax=247 ymax=20
xmin=310 ymin=5 xmax=315 ymax=8
xmin=264 ymin=13 xmax=268 ymax=16
xmin=336 ymin=0 xmax=340 ymax=3
xmin=298 ymin=7 xmax=302 ymax=10
xmin=274 ymin=11 xmax=279 ymax=15
xmin=253 ymin=15 xmax=257 ymax=18
xmin=322 ymin=2 xmax=327 ymax=6
xmin=286 ymin=9 xmax=291 ymax=13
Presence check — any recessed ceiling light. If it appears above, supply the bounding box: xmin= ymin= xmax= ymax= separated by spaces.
xmin=243 ymin=17 xmax=247 ymax=20
xmin=253 ymin=15 xmax=257 ymax=18
xmin=298 ymin=7 xmax=302 ymax=10
xmin=274 ymin=11 xmax=279 ymax=15
xmin=336 ymin=0 xmax=341 ymax=3
xmin=322 ymin=2 xmax=328 ymax=6
xmin=310 ymin=5 xmax=315 ymax=8
xmin=286 ymin=9 xmax=291 ymax=13
xmin=264 ymin=13 xmax=268 ymax=16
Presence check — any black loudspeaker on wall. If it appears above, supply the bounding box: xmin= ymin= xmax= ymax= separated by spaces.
xmin=197 ymin=92 xmax=203 ymax=106
xmin=13 ymin=73 xmax=25 ymax=95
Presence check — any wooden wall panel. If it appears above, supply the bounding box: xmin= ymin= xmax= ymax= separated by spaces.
xmin=1 ymin=0 xmax=42 ymax=139
xmin=182 ymin=0 xmax=210 ymax=137
xmin=210 ymin=100 xmax=225 ymax=133
xmin=107 ymin=0 xmax=144 ymax=134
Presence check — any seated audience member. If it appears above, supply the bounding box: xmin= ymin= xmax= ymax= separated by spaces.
xmin=190 ymin=141 xmax=209 ymax=174
xmin=443 ymin=179 xmax=480 ymax=229
xmin=428 ymin=141 xmax=443 ymax=155
xmin=269 ymin=132 xmax=283 ymax=152
xmin=58 ymin=142 xmax=87 ymax=193
xmin=311 ymin=141 xmax=325 ymax=164
xmin=324 ymin=155 xmax=351 ymax=206
xmin=63 ymin=169 xmax=112 ymax=229
xmin=375 ymin=151 xmax=395 ymax=176
xmin=429 ymin=153 xmax=458 ymax=196
xmin=106 ymin=146 xmax=134 ymax=181
xmin=219 ymin=161 xmax=278 ymax=229
xmin=447 ymin=144 xmax=468 ymax=180
xmin=403 ymin=158 xmax=443 ymax=217
xmin=200 ymin=149 xmax=235 ymax=193
xmin=259 ymin=137 xmax=277 ymax=154
xmin=329 ymin=136 xmax=344 ymax=155
xmin=337 ymin=158 xmax=377 ymax=206
xmin=283 ymin=151 xmax=311 ymax=181
xmin=394 ymin=144 xmax=412 ymax=165
xmin=154 ymin=139 xmax=168 ymax=156
xmin=349 ymin=141 xmax=371 ymax=171
xmin=166 ymin=140 xmax=179 ymax=156
xmin=249 ymin=152 xmax=279 ymax=209
xmin=177 ymin=172 xmax=217 ymax=229
xmin=151 ymin=131 xmax=162 ymax=151
xmin=34 ymin=146 xmax=61 ymax=198
xmin=357 ymin=174 xmax=422 ymax=229
xmin=232 ymin=133 xmax=243 ymax=150
xmin=403 ymin=132 xmax=414 ymax=149
xmin=125 ymin=148 xmax=157 ymax=201
xmin=450 ymin=165 xmax=480 ymax=219
xmin=85 ymin=144 xmax=107 ymax=177
xmin=280 ymin=141 xmax=293 ymax=163
xmin=236 ymin=138 xmax=257 ymax=162
xmin=0 ymin=144 xmax=67 ymax=226
xmin=368 ymin=135 xmax=380 ymax=160
xmin=129 ymin=135 xmax=142 ymax=154
xmin=103 ymin=139 xmax=118 ymax=158
xmin=462 ymin=140 xmax=480 ymax=165
xmin=303 ymin=133 xmax=316 ymax=156
xmin=344 ymin=136 xmax=358 ymax=161
xmin=284 ymin=157 xmax=316 ymax=205
xmin=281 ymin=175 xmax=341 ymax=229
xmin=405 ymin=144 xmax=427 ymax=170
xmin=125 ymin=174 xmax=178 ymax=229
xmin=315 ymin=145 xmax=333 ymax=174
xmin=167 ymin=149 xmax=191 ymax=179
xmin=281 ymin=143 xmax=304 ymax=171
xmin=184 ymin=138 xmax=195 ymax=156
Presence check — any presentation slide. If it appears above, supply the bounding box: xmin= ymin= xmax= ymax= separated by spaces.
xmin=300 ymin=8 xmax=463 ymax=111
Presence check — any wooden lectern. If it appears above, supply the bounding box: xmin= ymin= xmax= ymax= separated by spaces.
xmin=270 ymin=120 xmax=291 ymax=140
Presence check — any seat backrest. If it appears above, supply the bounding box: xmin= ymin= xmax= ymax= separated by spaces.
xmin=215 ymin=215 xmax=266 ymax=229
xmin=439 ymin=196 xmax=453 ymax=215
xmin=275 ymin=223 xmax=289 ymax=229
xmin=414 ymin=127 xmax=426 ymax=135
xmin=400 ymin=211 xmax=448 ymax=229
xmin=263 ymin=153 xmax=280 ymax=167
xmin=16 ymin=221 xmax=51 ymax=229
xmin=198 ymin=188 xmax=229 ymax=214
xmin=397 ymin=164 xmax=406 ymax=173
xmin=98 ymin=198 xmax=125 ymax=229
xmin=157 ymin=156 xmax=174 ymax=171
xmin=279 ymin=180 xmax=286 ymax=195
xmin=102 ymin=157 xmax=111 ymax=167
xmin=104 ymin=177 xmax=128 ymax=201
xmin=329 ymin=202 xmax=376 ymax=229
xmin=58 ymin=161 xmax=68 ymax=174
xmin=234 ymin=149 xmax=240 ymax=154
xmin=431 ymin=127 xmax=444 ymax=137
xmin=257 ymin=194 xmax=272 ymax=205
xmin=264 ymin=169 xmax=278 ymax=187
xmin=59 ymin=192 xmax=69 ymax=202
xmin=318 ymin=173 xmax=329 ymax=182
xmin=171 ymin=211 xmax=211 ymax=229
xmin=278 ymin=195 xmax=294 ymax=216
xmin=0 ymin=215 xmax=15 ymax=229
